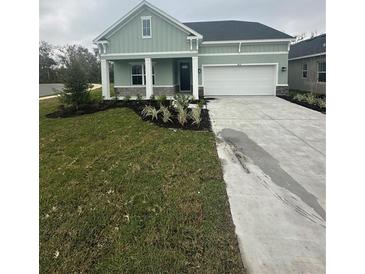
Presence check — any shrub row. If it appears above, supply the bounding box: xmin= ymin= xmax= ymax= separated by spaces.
xmin=293 ymin=93 xmax=326 ymax=109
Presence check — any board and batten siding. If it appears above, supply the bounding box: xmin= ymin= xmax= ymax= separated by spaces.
xmin=199 ymin=42 xmax=288 ymax=54
xmin=197 ymin=42 xmax=288 ymax=86
xmin=107 ymin=8 xmax=192 ymax=54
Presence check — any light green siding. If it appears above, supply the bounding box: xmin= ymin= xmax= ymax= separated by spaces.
xmin=113 ymin=60 xmax=133 ymax=86
xmin=113 ymin=59 xmax=176 ymax=86
xmin=199 ymin=42 xmax=288 ymax=54
xmin=198 ymin=54 xmax=289 ymax=85
xmin=107 ymin=8 xmax=191 ymax=53
xmin=199 ymin=45 xmax=238 ymax=54
xmin=242 ymin=43 xmax=287 ymax=52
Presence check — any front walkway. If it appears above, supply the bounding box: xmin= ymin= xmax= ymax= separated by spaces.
xmin=208 ymin=96 xmax=325 ymax=273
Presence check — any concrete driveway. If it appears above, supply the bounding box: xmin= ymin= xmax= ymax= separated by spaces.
xmin=208 ymin=96 xmax=325 ymax=274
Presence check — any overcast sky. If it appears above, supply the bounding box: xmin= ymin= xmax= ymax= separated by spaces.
xmin=40 ymin=0 xmax=325 ymax=49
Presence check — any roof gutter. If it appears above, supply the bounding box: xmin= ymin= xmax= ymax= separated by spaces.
xmin=202 ymin=38 xmax=294 ymax=45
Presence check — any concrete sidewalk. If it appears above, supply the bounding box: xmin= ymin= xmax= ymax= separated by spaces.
xmin=39 ymin=84 xmax=101 ymax=100
xmin=208 ymin=96 xmax=325 ymax=273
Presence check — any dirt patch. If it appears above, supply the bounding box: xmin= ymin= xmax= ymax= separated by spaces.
xmin=46 ymin=100 xmax=212 ymax=131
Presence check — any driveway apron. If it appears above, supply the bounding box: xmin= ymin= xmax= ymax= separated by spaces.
xmin=208 ymin=96 xmax=325 ymax=274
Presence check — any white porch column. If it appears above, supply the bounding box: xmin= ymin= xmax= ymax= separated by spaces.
xmin=145 ymin=57 xmax=153 ymax=98
xmin=192 ymin=56 xmax=199 ymax=99
xmin=101 ymin=59 xmax=110 ymax=99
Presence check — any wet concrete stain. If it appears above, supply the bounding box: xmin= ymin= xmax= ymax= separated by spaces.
xmin=220 ymin=128 xmax=326 ymax=222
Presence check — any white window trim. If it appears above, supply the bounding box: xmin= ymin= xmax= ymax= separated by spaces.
xmin=317 ymin=62 xmax=326 ymax=83
xmin=141 ymin=16 xmax=152 ymax=39
xmin=130 ymin=63 xmax=155 ymax=86
xmin=302 ymin=63 xmax=308 ymax=79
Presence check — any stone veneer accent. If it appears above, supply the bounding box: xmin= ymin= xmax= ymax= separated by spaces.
xmin=115 ymin=87 xmax=146 ymax=97
xmin=276 ymin=85 xmax=289 ymax=96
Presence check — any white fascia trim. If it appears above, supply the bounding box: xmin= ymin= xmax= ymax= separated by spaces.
xmin=198 ymin=51 xmax=288 ymax=56
xmin=145 ymin=1 xmax=203 ymax=38
xmin=93 ymin=1 xmax=146 ymax=42
xmin=202 ymin=38 xmax=294 ymax=45
xmin=288 ymin=52 xmax=326 ymax=61
xmin=102 ymin=51 xmax=198 ymax=57
xmin=276 ymin=84 xmax=288 ymax=86
xmin=93 ymin=1 xmax=202 ymax=42
xmin=95 ymin=40 xmax=109 ymax=44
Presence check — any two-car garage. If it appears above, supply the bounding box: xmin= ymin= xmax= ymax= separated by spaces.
xmin=203 ymin=64 xmax=277 ymax=96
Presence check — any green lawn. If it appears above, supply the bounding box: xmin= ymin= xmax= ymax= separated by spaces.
xmin=40 ymin=92 xmax=245 ymax=273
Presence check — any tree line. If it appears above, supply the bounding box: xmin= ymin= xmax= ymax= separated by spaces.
xmin=39 ymin=41 xmax=108 ymax=84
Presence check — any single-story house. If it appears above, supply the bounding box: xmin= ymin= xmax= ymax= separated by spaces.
xmin=288 ymin=34 xmax=326 ymax=95
xmin=94 ymin=0 xmax=294 ymax=99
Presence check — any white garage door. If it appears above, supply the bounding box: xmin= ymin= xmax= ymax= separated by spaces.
xmin=203 ymin=65 xmax=276 ymax=95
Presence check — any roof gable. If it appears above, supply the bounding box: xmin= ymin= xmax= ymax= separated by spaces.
xmin=184 ymin=20 xmax=293 ymax=41
xmin=289 ymin=34 xmax=326 ymax=59
xmin=93 ymin=1 xmax=202 ymax=43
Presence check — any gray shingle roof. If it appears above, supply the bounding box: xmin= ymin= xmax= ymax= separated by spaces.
xmin=289 ymin=34 xmax=326 ymax=59
xmin=183 ymin=20 xmax=293 ymax=41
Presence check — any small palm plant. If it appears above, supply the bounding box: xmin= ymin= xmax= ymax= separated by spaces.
xmin=305 ymin=93 xmax=317 ymax=105
xmin=159 ymin=105 xmax=172 ymax=123
xmin=190 ymin=106 xmax=202 ymax=126
xmin=317 ymin=98 xmax=326 ymax=108
xmin=177 ymin=105 xmax=188 ymax=126
xmin=293 ymin=94 xmax=306 ymax=102
xmin=141 ymin=105 xmax=159 ymax=120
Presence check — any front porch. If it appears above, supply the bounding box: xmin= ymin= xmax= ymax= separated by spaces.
xmin=101 ymin=55 xmax=199 ymax=99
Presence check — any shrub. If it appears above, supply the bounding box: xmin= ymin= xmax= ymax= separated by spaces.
xmin=198 ymin=99 xmax=206 ymax=109
xmin=190 ymin=106 xmax=202 ymax=126
xmin=150 ymin=94 xmax=156 ymax=101
xmin=58 ymin=57 xmax=92 ymax=110
xmin=305 ymin=93 xmax=317 ymax=105
xmin=173 ymin=94 xmax=191 ymax=109
xmin=141 ymin=105 xmax=159 ymax=120
xmin=123 ymin=95 xmax=131 ymax=102
xmin=159 ymin=105 xmax=172 ymax=123
xmin=293 ymin=94 xmax=306 ymax=102
xmin=136 ymin=94 xmax=142 ymax=101
xmin=177 ymin=106 xmax=188 ymax=126
xmin=317 ymin=98 xmax=326 ymax=108
xmin=157 ymin=95 xmax=167 ymax=106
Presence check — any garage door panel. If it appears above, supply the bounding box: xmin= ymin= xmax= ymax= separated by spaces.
xmin=203 ymin=65 xmax=276 ymax=95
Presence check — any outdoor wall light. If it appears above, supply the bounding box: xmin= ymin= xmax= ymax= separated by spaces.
xmin=281 ymin=66 xmax=287 ymax=71
xmin=198 ymin=68 xmax=201 ymax=73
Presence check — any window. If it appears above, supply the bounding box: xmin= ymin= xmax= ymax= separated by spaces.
xmin=317 ymin=62 xmax=326 ymax=82
xmin=131 ymin=64 xmax=155 ymax=85
xmin=131 ymin=65 xmax=143 ymax=85
xmin=141 ymin=17 xmax=151 ymax=38
xmin=302 ymin=63 xmax=308 ymax=78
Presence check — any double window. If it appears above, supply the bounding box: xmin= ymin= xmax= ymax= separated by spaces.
xmin=317 ymin=62 xmax=326 ymax=82
xmin=141 ymin=16 xmax=152 ymax=38
xmin=131 ymin=64 xmax=155 ymax=85
xmin=302 ymin=63 xmax=308 ymax=78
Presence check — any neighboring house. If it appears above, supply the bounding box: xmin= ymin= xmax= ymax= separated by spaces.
xmin=94 ymin=1 xmax=293 ymax=99
xmin=288 ymin=34 xmax=326 ymax=95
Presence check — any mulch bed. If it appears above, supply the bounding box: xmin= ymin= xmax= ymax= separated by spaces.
xmin=278 ymin=96 xmax=326 ymax=114
xmin=46 ymin=100 xmax=212 ymax=131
